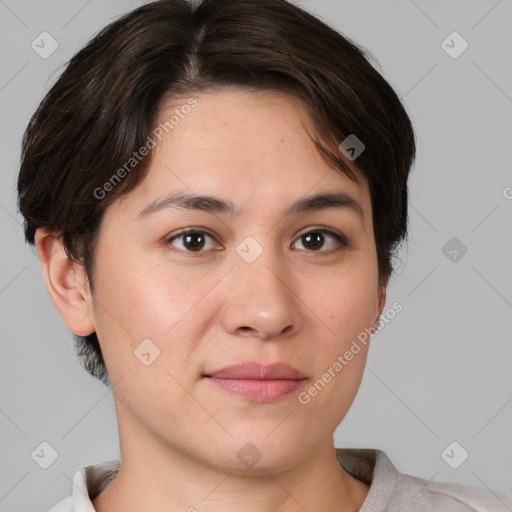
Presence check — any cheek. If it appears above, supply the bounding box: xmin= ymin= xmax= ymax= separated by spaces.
xmin=94 ymin=249 xmax=186 ymax=333
xmin=301 ymin=267 xmax=377 ymax=399
xmin=90 ymin=246 xmax=222 ymax=389
xmin=316 ymin=268 xmax=378 ymax=347
xmin=301 ymin=279 xmax=375 ymax=419
xmin=90 ymin=250 xmax=185 ymax=372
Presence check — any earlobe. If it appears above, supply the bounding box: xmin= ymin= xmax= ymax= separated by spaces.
xmin=35 ymin=228 xmax=96 ymax=336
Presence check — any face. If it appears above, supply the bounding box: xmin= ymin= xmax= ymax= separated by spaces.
xmin=71 ymin=88 xmax=385 ymax=473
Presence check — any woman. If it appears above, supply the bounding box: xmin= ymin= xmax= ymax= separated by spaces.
xmin=17 ymin=0 xmax=512 ymax=510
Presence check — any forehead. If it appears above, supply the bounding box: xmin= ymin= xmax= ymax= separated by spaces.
xmin=114 ymin=88 xmax=371 ymax=221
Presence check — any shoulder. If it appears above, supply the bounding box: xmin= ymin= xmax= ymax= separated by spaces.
xmin=388 ymin=464 xmax=512 ymax=511
xmin=336 ymin=448 xmax=512 ymax=512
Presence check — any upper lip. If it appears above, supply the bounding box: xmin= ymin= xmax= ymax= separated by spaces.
xmin=204 ymin=362 xmax=306 ymax=380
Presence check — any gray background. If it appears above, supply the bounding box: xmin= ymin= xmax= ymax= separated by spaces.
xmin=1 ymin=0 xmax=511 ymax=510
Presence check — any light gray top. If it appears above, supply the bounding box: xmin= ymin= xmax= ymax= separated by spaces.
xmin=46 ymin=448 xmax=512 ymax=511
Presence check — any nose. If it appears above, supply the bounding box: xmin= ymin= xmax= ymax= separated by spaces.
xmin=220 ymin=245 xmax=303 ymax=340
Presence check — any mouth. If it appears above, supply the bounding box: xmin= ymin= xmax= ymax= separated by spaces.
xmin=202 ymin=362 xmax=308 ymax=402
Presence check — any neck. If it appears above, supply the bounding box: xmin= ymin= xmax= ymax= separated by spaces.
xmin=92 ymin=410 xmax=369 ymax=512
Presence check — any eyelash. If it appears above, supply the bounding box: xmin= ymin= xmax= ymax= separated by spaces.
xmin=165 ymin=226 xmax=350 ymax=255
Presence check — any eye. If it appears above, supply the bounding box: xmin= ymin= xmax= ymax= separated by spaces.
xmin=166 ymin=229 xmax=218 ymax=253
xmin=166 ymin=226 xmax=349 ymax=254
xmin=291 ymin=226 xmax=349 ymax=253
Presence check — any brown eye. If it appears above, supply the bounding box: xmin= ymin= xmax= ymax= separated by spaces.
xmin=167 ymin=230 xmax=216 ymax=252
xmin=302 ymin=232 xmax=324 ymax=250
xmin=292 ymin=227 xmax=349 ymax=253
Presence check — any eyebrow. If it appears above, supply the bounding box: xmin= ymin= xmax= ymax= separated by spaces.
xmin=136 ymin=190 xmax=364 ymax=221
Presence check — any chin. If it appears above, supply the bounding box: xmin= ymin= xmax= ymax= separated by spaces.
xmin=205 ymin=437 xmax=306 ymax=475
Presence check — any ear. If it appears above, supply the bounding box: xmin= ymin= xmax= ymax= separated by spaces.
xmin=34 ymin=228 xmax=96 ymax=336
xmin=374 ymin=276 xmax=388 ymax=325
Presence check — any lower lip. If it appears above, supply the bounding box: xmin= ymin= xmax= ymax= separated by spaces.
xmin=204 ymin=377 xmax=306 ymax=402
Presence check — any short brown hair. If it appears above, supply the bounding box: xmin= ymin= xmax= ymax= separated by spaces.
xmin=17 ymin=0 xmax=416 ymax=386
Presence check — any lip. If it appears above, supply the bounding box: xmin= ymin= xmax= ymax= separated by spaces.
xmin=203 ymin=362 xmax=308 ymax=402
xmin=205 ymin=362 xmax=306 ymax=380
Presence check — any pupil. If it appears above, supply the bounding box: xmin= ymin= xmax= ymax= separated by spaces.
xmin=304 ymin=232 xmax=323 ymax=250
xmin=185 ymin=233 xmax=204 ymax=251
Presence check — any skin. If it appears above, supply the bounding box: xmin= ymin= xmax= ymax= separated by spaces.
xmin=36 ymin=88 xmax=387 ymax=512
